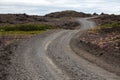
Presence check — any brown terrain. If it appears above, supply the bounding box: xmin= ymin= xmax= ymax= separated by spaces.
xmin=45 ymin=10 xmax=92 ymax=18
xmin=0 ymin=11 xmax=91 ymax=80
xmin=0 ymin=10 xmax=120 ymax=79
xmin=72 ymin=15 xmax=120 ymax=76
xmin=93 ymin=15 xmax=120 ymax=25
xmin=0 ymin=13 xmax=79 ymax=29
xmin=1 ymin=10 xmax=90 ymax=47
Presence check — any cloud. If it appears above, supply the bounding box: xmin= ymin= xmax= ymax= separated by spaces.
xmin=0 ymin=0 xmax=120 ymax=15
xmin=0 ymin=0 xmax=51 ymax=6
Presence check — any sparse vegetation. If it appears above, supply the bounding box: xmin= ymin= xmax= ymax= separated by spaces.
xmin=90 ymin=22 xmax=120 ymax=33
xmin=0 ymin=24 xmax=56 ymax=47
xmin=99 ymin=22 xmax=120 ymax=29
xmin=0 ymin=12 xmax=82 ymax=48
xmin=0 ymin=13 xmax=81 ymax=30
xmin=0 ymin=24 xmax=56 ymax=31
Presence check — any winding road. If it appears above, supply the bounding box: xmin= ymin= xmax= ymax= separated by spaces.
xmin=8 ymin=18 xmax=120 ymax=80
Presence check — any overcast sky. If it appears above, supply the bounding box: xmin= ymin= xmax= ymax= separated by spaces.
xmin=0 ymin=0 xmax=120 ymax=15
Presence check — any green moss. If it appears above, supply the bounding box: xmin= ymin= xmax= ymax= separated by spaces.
xmin=0 ymin=24 xmax=56 ymax=36
xmin=0 ymin=24 xmax=56 ymax=31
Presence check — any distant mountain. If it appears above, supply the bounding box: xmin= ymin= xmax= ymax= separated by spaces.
xmin=45 ymin=10 xmax=92 ymax=18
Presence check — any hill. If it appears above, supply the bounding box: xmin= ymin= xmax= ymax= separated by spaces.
xmin=45 ymin=10 xmax=92 ymax=18
xmin=0 ymin=10 xmax=92 ymax=26
xmin=0 ymin=14 xmax=47 ymax=26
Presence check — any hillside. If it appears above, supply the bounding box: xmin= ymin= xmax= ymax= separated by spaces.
xmin=92 ymin=15 xmax=120 ymax=26
xmin=0 ymin=13 xmax=81 ymax=30
xmin=0 ymin=14 xmax=47 ymax=25
xmin=45 ymin=10 xmax=92 ymax=18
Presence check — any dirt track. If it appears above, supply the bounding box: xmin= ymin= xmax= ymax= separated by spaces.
xmin=0 ymin=18 xmax=120 ymax=80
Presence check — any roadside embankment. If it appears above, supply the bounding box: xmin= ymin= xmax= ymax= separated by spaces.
xmin=70 ymin=18 xmax=120 ymax=76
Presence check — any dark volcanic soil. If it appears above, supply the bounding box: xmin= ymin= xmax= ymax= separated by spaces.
xmin=0 ymin=42 xmax=18 ymax=80
xmin=92 ymin=15 xmax=120 ymax=26
xmin=0 ymin=10 xmax=92 ymax=30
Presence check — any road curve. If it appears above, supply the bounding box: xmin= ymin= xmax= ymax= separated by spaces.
xmin=8 ymin=18 xmax=120 ymax=80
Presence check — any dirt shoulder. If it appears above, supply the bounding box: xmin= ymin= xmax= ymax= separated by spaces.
xmin=70 ymin=30 xmax=120 ymax=76
xmin=0 ymin=41 xmax=19 ymax=80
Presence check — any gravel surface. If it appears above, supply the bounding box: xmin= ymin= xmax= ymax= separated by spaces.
xmin=0 ymin=17 xmax=120 ymax=80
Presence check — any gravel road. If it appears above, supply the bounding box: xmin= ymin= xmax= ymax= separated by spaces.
xmin=4 ymin=18 xmax=120 ymax=80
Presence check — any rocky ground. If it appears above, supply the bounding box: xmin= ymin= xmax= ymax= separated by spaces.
xmin=0 ymin=35 xmax=32 ymax=48
xmin=73 ymin=15 xmax=120 ymax=76
xmin=77 ymin=30 xmax=120 ymax=69
xmin=0 ymin=11 xmax=120 ymax=79
xmin=0 ymin=41 xmax=18 ymax=80
xmin=0 ymin=10 xmax=91 ymax=29
xmin=92 ymin=15 xmax=120 ymax=26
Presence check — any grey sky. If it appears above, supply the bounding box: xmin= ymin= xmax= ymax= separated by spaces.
xmin=0 ymin=0 xmax=120 ymax=15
